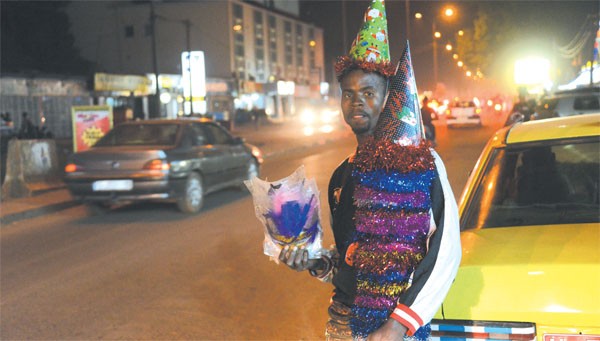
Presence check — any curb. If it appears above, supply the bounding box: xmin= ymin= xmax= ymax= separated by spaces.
xmin=1 ymin=200 xmax=81 ymax=225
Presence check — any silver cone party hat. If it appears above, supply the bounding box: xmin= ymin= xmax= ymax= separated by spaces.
xmin=374 ymin=41 xmax=424 ymax=146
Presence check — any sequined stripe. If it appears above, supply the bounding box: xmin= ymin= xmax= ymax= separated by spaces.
xmin=352 ymin=138 xmax=436 ymax=174
xmin=354 ymin=209 xmax=430 ymax=236
xmin=353 ymin=249 xmax=423 ymax=274
xmin=351 ymin=306 xmax=396 ymax=324
xmin=354 ymin=185 xmax=430 ymax=210
xmin=354 ymin=294 xmax=397 ymax=310
xmin=353 ymin=169 xmax=436 ymax=194
xmin=356 ymin=279 xmax=410 ymax=297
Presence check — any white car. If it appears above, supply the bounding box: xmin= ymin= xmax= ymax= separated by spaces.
xmin=531 ymin=86 xmax=600 ymax=120
xmin=446 ymin=100 xmax=482 ymax=127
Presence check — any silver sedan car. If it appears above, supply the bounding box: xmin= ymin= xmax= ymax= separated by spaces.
xmin=64 ymin=118 xmax=262 ymax=213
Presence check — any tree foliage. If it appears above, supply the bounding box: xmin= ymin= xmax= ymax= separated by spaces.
xmin=1 ymin=1 xmax=94 ymax=76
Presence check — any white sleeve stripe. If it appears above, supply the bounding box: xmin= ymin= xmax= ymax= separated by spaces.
xmin=407 ymin=151 xmax=462 ymax=324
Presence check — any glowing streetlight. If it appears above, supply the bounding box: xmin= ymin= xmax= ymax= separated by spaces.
xmin=445 ymin=43 xmax=453 ymax=51
xmin=457 ymin=61 xmax=464 ymax=67
xmin=444 ymin=7 xmax=455 ymax=17
xmin=458 ymin=30 xmax=464 ymax=36
xmin=453 ymin=53 xmax=459 ymax=60
xmin=466 ymin=70 xmax=472 ymax=77
xmin=415 ymin=12 xmax=423 ymax=19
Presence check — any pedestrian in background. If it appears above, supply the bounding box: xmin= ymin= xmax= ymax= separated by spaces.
xmin=279 ymin=1 xmax=461 ymax=340
xmin=421 ymin=97 xmax=436 ymax=146
xmin=19 ymin=112 xmax=36 ymax=139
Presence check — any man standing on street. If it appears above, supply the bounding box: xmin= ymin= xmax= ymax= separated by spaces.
xmin=279 ymin=0 xmax=461 ymax=340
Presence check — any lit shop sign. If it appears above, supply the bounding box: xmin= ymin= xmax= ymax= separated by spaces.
xmin=277 ymin=81 xmax=295 ymax=95
xmin=181 ymin=51 xmax=207 ymax=98
xmin=94 ymin=73 xmax=152 ymax=95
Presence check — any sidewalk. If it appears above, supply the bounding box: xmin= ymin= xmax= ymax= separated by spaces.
xmin=0 ymin=118 xmax=351 ymax=225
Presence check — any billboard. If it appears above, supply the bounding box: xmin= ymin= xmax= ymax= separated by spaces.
xmin=181 ymin=51 xmax=207 ymax=114
xmin=71 ymin=105 xmax=113 ymax=152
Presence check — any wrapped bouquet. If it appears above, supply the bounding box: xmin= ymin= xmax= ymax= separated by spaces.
xmin=244 ymin=165 xmax=323 ymax=262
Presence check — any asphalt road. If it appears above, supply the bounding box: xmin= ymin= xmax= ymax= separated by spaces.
xmin=0 ymin=113 xmax=505 ymax=340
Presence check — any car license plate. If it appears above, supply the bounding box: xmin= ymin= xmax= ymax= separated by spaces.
xmin=92 ymin=180 xmax=133 ymax=191
xmin=544 ymin=334 xmax=600 ymax=341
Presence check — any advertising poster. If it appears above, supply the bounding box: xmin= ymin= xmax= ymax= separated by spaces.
xmin=71 ymin=105 xmax=113 ymax=152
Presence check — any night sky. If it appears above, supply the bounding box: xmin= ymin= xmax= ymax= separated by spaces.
xmin=301 ymin=0 xmax=600 ymax=98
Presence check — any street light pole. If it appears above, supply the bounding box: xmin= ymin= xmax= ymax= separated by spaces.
xmin=183 ymin=19 xmax=194 ymax=115
xmin=433 ymin=22 xmax=438 ymax=87
xmin=150 ymin=2 xmax=161 ymax=118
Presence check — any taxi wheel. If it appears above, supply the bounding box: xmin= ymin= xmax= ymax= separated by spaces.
xmin=177 ymin=173 xmax=204 ymax=213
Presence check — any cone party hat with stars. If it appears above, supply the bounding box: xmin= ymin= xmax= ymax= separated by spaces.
xmin=335 ymin=0 xmax=396 ymax=79
xmin=374 ymin=41 xmax=425 ymax=146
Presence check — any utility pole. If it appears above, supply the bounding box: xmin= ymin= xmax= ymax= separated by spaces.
xmin=184 ymin=19 xmax=194 ymax=114
xmin=405 ymin=0 xmax=410 ymax=42
xmin=433 ymin=22 xmax=438 ymax=87
xmin=150 ymin=2 xmax=161 ymax=118
xmin=342 ymin=1 xmax=348 ymax=51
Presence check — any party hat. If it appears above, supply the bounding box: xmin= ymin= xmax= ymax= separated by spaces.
xmin=335 ymin=0 xmax=396 ymax=79
xmin=374 ymin=41 xmax=424 ymax=146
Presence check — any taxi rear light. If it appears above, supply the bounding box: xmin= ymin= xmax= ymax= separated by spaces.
xmin=65 ymin=163 xmax=78 ymax=173
xmin=431 ymin=319 xmax=536 ymax=340
xmin=143 ymin=159 xmax=170 ymax=171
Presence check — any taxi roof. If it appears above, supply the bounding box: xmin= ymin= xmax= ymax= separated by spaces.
xmin=506 ymin=113 xmax=600 ymax=144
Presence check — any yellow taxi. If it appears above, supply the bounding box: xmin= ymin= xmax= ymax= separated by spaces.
xmin=432 ymin=114 xmax=600 ymax=340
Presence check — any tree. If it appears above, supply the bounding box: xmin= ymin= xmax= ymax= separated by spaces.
xmin=1 ymin=1 xmax=95 ymax=76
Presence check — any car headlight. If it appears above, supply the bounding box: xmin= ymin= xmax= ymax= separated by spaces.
xmin=300 ymin=109 xmax=316 ymax=124
xmin=320 ymin=109 xmax=338 ymax=123
xmin=170 ymin=160 xmax=190 ymax=172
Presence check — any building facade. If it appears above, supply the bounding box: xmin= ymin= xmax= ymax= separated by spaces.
xmin=66 ymin=0 xmax=326 ymax=119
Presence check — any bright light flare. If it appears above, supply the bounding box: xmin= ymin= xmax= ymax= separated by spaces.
xmin=300 ymin=109 xmax=316 ymax=124
xmin=514 ymin=57 xmax=551 ymax=85
xmin=303 ymin=126 xmax=315 ymax=136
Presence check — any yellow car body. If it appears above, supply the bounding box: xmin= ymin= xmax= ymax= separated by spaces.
xmin=433 ymin=114 xmax=600 ymax=340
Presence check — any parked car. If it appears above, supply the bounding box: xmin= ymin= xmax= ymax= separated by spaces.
xmin=432 ymin=114 xmax=600 ymax=339
xmin=445 ymin=100 xmax=482 ymax=127
xmin=64 ymin=118 xmax=263 ymax=213
xmin=531 ymin=86 xmax=600 ymax=121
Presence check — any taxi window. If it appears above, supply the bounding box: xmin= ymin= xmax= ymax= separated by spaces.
xmin=95 ymin=123 xmax=179 ymax=146
xmin=461 ymin=139 xmax=600 ymax=230
xmin=573 ymin=96 xmax=600 ymax=110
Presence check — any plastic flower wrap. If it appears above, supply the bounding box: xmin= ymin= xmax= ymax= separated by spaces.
xmin=244 ymin=165 xmax=323 ymax=262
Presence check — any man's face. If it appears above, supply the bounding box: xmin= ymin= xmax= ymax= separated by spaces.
xmin=340 ymin=69 xmax=387 ymax=136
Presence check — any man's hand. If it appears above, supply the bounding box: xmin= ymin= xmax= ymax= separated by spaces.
xmin=278 ymin=245 xmax=321 ymax=272
xmin=367 ymin=319 xmax=408 ymax=341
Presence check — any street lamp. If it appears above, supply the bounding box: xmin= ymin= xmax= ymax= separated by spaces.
xmin=416 ymin=6 xmax=456 ymax=87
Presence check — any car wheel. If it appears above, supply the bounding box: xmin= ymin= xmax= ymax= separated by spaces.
xmin=85 ymin=202 xmax=111 ymax=215
xmin=177 ymin=173 xmax=204 ymax=213
xmin=240 ymin=159 xmax=259 ymax=190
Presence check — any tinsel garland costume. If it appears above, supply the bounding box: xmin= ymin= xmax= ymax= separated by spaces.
xmin=347 ymin=138 xmax=435 ymax=338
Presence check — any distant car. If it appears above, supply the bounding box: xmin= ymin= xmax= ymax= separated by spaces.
xmin=446 ymin=100 xmax=482 ymax=127
xmin=432 ymin=114 xmax=600 ymax=340
xmin=64 ymin=118 xmax=263 ymax=213
xmin=298 ymin=104 xmax=342 ymax=136
xmin=531 ymin=86 xmax=600 ymax=121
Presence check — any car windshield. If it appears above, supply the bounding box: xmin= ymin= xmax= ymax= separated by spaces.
xmin=94 ymin=123 xmax=179 ymax=146
xmin=461 ymin=138 xmax=600 ymax=230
